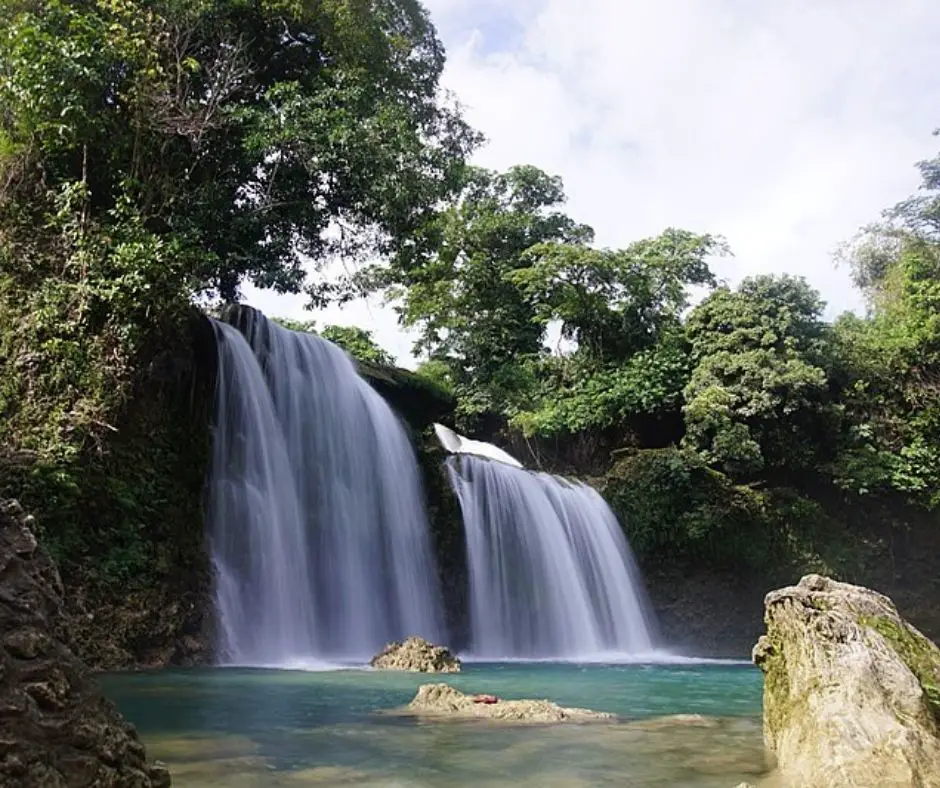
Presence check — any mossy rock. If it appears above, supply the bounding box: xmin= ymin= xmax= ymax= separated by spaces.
xmin=356 ymin=359 xmax=455 ymax=431
xmin=752 ymin=574 xmax=940 ymax=787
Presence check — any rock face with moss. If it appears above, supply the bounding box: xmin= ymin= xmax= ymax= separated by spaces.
xmin=0 ymin=499 xmax=171 ymax=785
xmin=370 ymin=636 xmax=461 ymax=673
xmin=1 ymin=309 xmax=216 ymax=672
xmin=752 ymin=574 xmax=940 ymax=787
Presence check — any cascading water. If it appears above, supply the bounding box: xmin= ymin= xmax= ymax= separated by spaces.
xmin=445 ymin=451 xmax=656 ymax=660
xmin=207 ymin=308 xmax=444 ymax=666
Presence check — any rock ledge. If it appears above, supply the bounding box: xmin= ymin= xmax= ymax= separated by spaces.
xmin=753 ymin=573 xmax=940 ymax=788
xmin=369 ymin=636 xmax=461 ymax=673
xmin=405 ymin=683 xmax=615 ymax=723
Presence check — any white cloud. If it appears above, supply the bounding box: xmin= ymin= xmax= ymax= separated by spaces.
xmin=246 ymin=0 xmax=940 ymax=366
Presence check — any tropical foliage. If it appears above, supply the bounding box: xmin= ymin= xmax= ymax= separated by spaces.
xmin=0 ymin=0 xmax=475 ymax=583
xmin=0 ymin=0 xmax=937 ymax=588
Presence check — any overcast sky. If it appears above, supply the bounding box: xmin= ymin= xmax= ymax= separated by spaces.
xmin=246 ymin=0 xmax=940 ymax=368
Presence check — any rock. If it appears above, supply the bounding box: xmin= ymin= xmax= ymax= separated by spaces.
xmin=369 ymin=636 xmax=461 ymax=673
xmin=404 ymin=683 xmax=615 ymax=723
xmin=63 ymin=575 xmax=212 ymax=673
xmin=0 ymin=499 xmax=171 ymax=786
xmin=752 ymin=573 xmax=940 ymax=787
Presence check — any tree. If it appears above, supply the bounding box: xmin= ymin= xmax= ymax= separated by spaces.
xmin=0 ymin=0 xmax=478 ymax=299
xmin=378 ymin=164 xmax=593 ymax=425
xmin=682 ymin=274 xmax=835 ymax=477
xmin=832 ymin=235 xmax=940 ymax=506
xmin=0 ymin=0 xmax=477 ymax=456
xmin=510 ymin=341 xmax=692 ymax=440
xmin=506 ymin=230 xmax=725 ymax=441
xmin=829 ymin=130 xmax=940 ymax=507
xmin=509 ymin=229 xmax=724 ymax=362
xmin=0 ymin=0 xmax=478 ymax=584
xmin=887 ymin=128 xmax=940 ymax=242
xmin=272 ymin=317 xmax=318 ymax=334
xmin=320 ymin=325 xmax=394 ymax=366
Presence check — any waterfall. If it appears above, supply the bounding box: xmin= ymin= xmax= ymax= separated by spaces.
xmin=207 ymin=309 xmax=443 ymax=665
xmin=446 ymin=453 xmax=656 ymax=660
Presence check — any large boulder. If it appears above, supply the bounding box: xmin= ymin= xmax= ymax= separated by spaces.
xmin=0 ymin=499 xmax=171 ymax=786
xmin=405 ymin=683 xmax=615 ymax=723
xmin=370 ymin=636 xmax=461 ymax=673
xmin=752 ymin=574 xmax=940 ymax=787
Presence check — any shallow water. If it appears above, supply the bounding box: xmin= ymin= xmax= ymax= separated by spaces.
xmin=103 ymin=662 xmax=770 ymax=787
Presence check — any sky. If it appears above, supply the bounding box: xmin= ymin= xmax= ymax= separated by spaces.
xmin=246 ymin=0 xmax=940 ymax=368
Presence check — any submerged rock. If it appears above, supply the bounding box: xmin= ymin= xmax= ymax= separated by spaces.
xmin=405 ymin=683 xmax=615 ymax=723
xmin=0 ymin=499 xmax=171 ymax=786
xmin=753 ymin=573 xmax=940 ymax=787
xmin=626 ymin=713 xmax=720 ymax=730
xmin=369 ymin=636 xmax=461 ymax=673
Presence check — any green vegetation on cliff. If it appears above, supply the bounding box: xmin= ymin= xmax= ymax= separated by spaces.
xmin=384 ymin=144 xmax=940 ymax=581
xmin=0 ymin=0 xmax=477 ymax=663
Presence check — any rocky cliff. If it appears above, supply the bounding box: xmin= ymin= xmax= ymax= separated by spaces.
xmin=753 ymin=574 xmax=940 ymax=787
xmin=1 ymin=309 xmax=216 ymax=673
xmin=0 ymin=499 xmax=171 ymax=786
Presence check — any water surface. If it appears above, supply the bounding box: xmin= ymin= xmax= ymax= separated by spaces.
xmin=104 ymin=661 xmax=769 ymax=787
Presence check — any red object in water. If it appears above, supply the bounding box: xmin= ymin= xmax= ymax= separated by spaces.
xmin=472 ymin=694 xmax=499 ymax=704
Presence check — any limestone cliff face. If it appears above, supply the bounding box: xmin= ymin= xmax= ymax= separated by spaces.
xmin=753 ymin=574 xmax=940 ymax=788
xmin=0 ymin=500 xmax=170 ymax=787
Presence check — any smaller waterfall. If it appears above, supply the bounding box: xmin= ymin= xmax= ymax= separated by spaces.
xmin=446 ymin=452 xmax=656 ymax=660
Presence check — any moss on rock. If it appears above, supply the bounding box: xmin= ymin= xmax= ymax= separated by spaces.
xmin=356 ymin=360 xmax=456 ymax=432
xmin=753 ymin=574 xmax=940 ymax=787
xmin=860 ymin=613 xmax=940 ymax=722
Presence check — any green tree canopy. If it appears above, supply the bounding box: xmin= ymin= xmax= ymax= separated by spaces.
xmin=682 ymin=274 xmax=835 ymax=477
xmin=887 ymin=128 xmax=940 ymax=242
xmin=320 ymin=324 xmax=394 ymax=366
xmin=388 ymin=164 xmax=592 ymax=365
xmin=828 ymin=130 xmax=940 ymax=507
xmin=833 ymin=234 xmax=940 ymax=506
xmin=369 ymin=164 xmax=592 ymax=424
xmin=506 ymin=230 xmax=725 ymax=440
xmin=0 ymin=0 xmax=477 ymax=471
xmin=0 ymin=0 xmax=478 ymax=299
xmin=509 ymin=229 xmax=724 ymax=362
